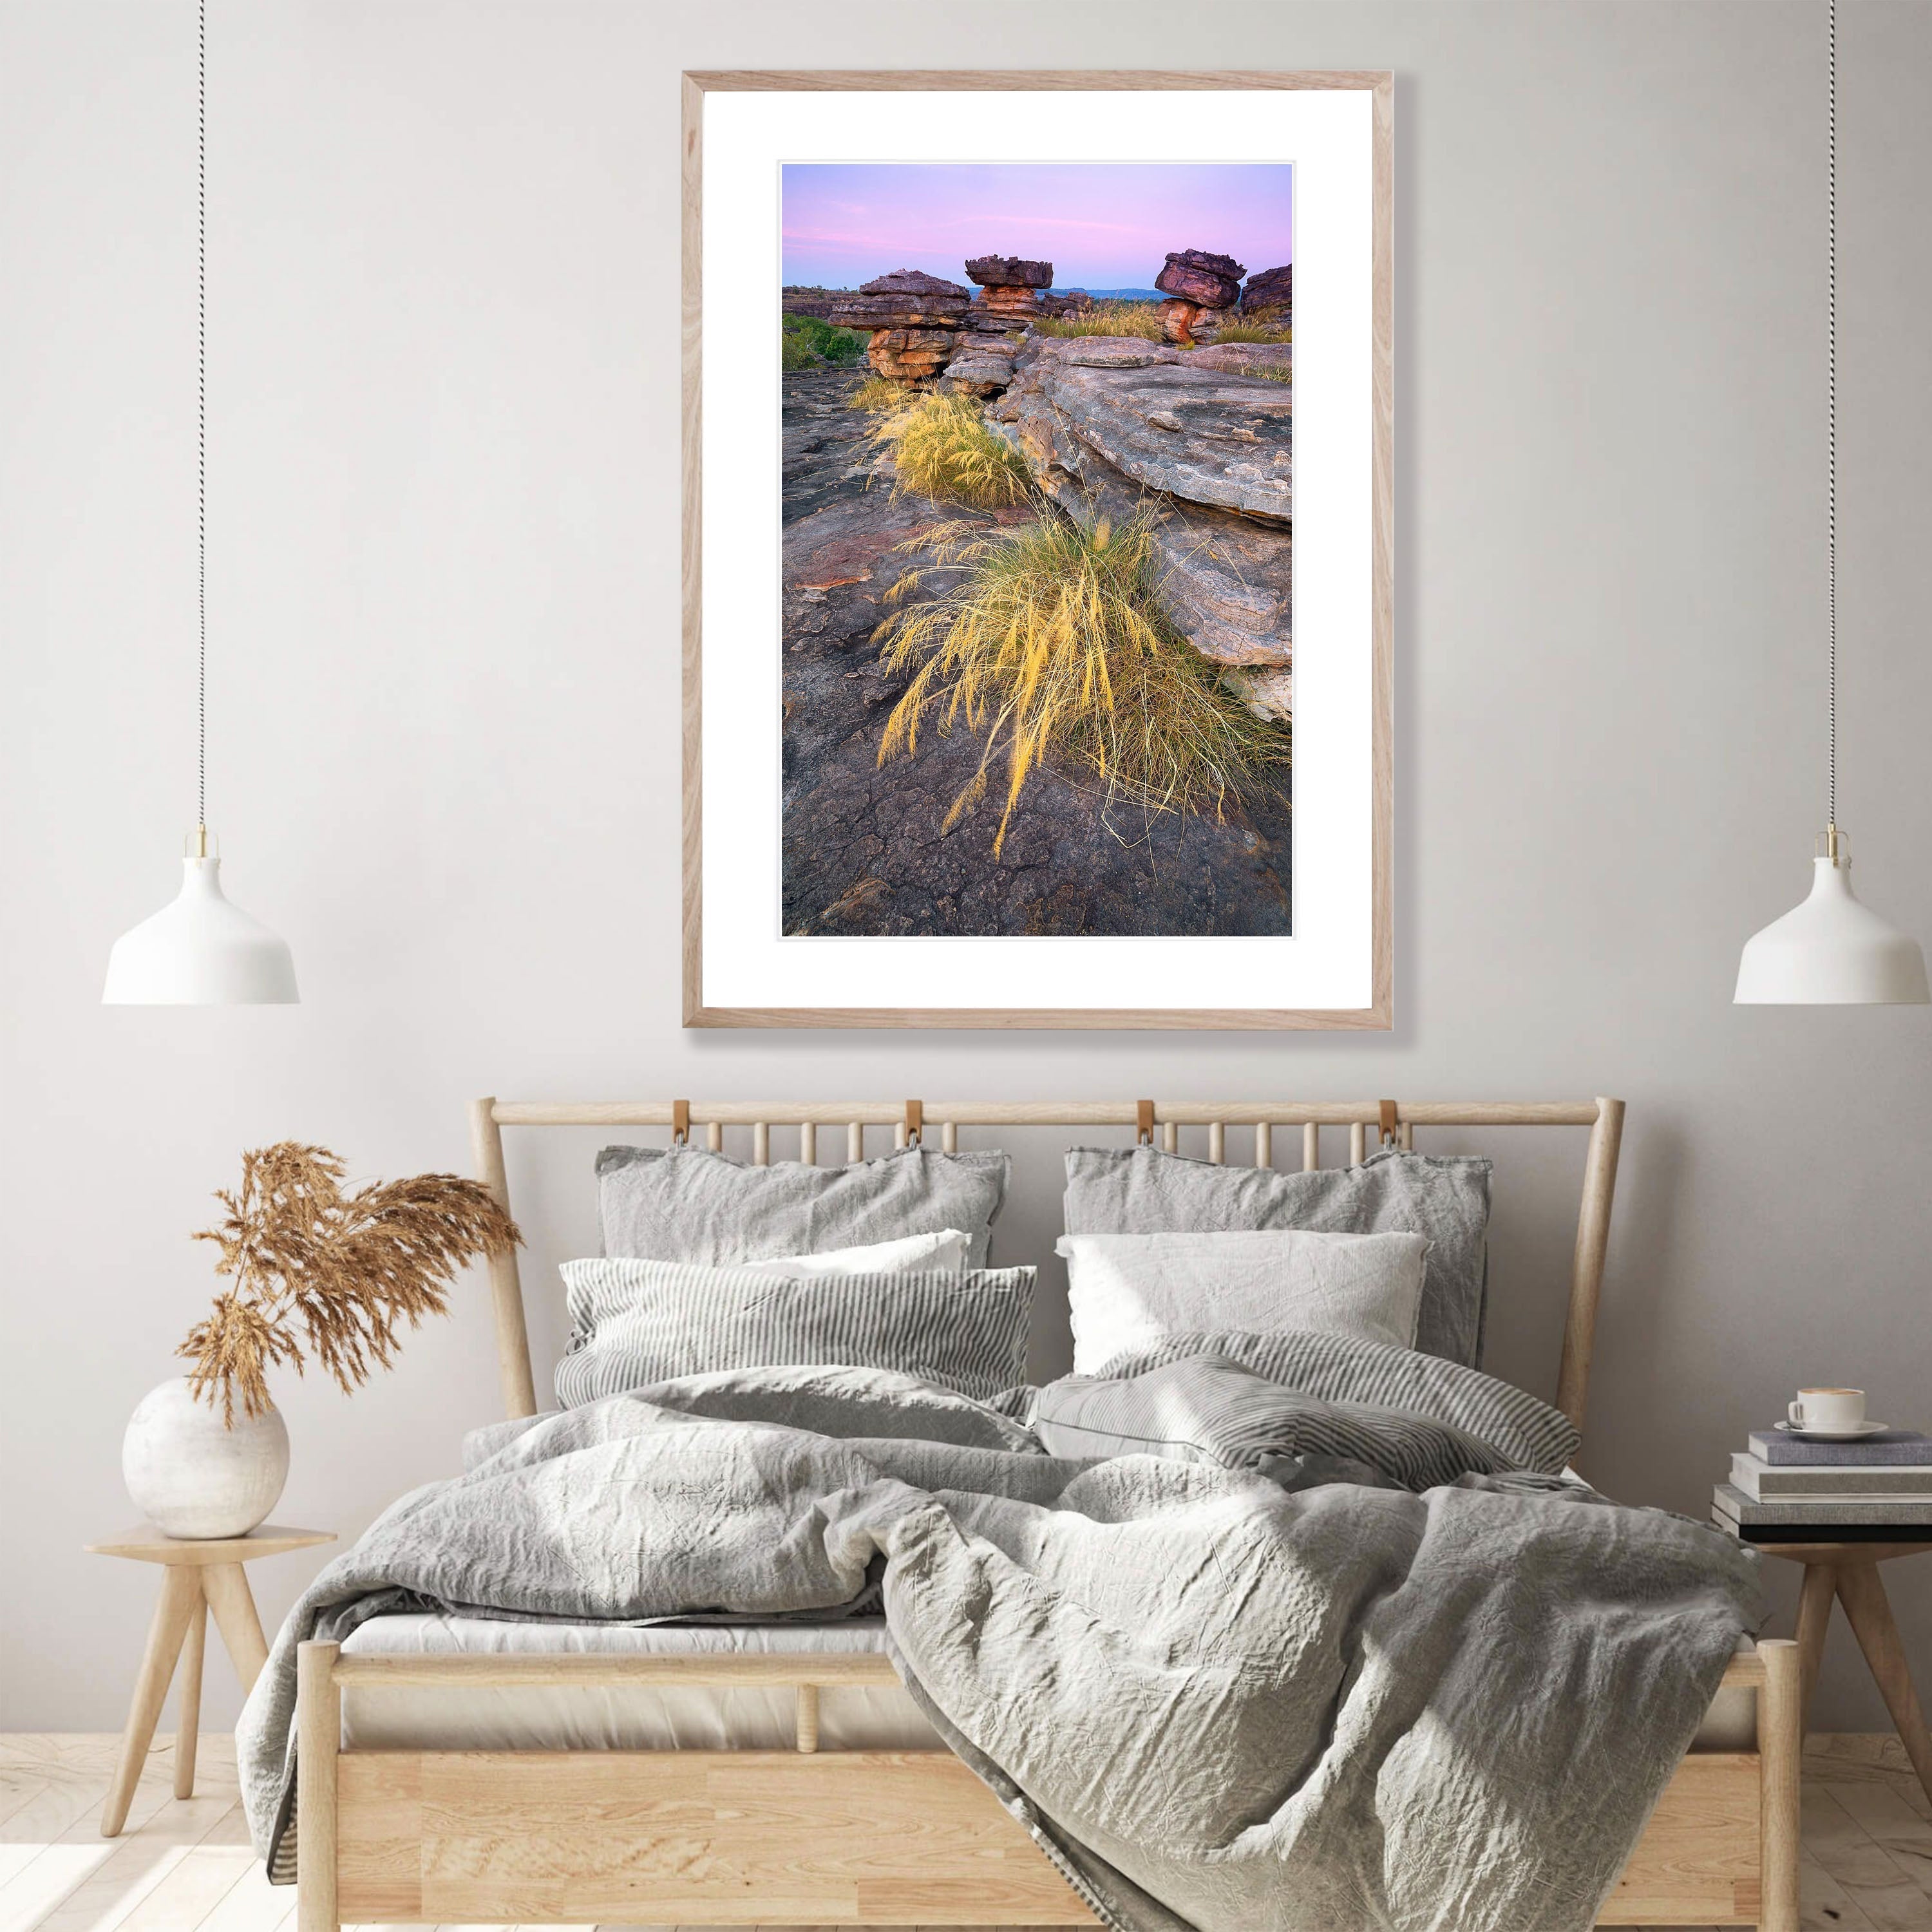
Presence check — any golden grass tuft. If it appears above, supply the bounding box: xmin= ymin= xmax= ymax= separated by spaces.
xmin=182 ymin=1142 xmax=521 ymax=1423
xmin=1032 ymin=299 xmax=1168 ymax=341
xmin=864 ymin=390 xmax=1032 ymax=508
xmin=846 ymin=374 xmax=913 ymax=414
xmin=875 ymin=506 xmax=1288 ymax=855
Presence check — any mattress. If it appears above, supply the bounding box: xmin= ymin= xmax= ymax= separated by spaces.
xmin=338 ymin=1613 xmax=1758 ymax=1754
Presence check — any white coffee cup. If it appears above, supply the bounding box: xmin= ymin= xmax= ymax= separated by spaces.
xmin=1788 ymin=1387 xmax=1866 ymax=1433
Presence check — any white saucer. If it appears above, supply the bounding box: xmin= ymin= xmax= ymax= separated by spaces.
xmin=1775 ymin=1419 xmax=1890 ymax=1441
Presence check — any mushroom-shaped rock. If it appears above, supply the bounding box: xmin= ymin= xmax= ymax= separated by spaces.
xmin=828 ymin=269 xmax=972 ymax=332
xmin=1155 ymin=249 xmax=1244 ymax=309
xmin=964 ymin=256 xmax=1054 ymax=289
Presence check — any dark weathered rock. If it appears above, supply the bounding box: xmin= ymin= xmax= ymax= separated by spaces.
xmin=964 ymin=256 xmax=1053 ymax=289
xmin=1240 ymin=263 xmax=1292 ymax=314
xmin=1155 ymin=248 xmax=1244 ymax=308
xmin=781 ymin=368 xmax=879 ymax=522
xmin=779 ymin=381 xmax=1291 ymax=935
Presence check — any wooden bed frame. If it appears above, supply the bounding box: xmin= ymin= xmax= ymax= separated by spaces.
xmin=295 ymin=1096 xmax=1799 ymax=1931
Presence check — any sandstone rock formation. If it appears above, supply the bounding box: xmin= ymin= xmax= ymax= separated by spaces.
xmin=1240 ymin=263 xmax=1292 ymax=317
xmin=935 ymin=256 xmax=1052 ymax=395
xmin=828 ymin=270 xmax=971 ymax=384
xmin=1156 ymin=248 xmax=1244 ymax=308
xmin=1153 ymin=250 xmax=1244 ymax=346
xmin=987 ymin=334 xmax=1291 ymax=715
xmin=965 ymin=255 xmax=1052 ymax=318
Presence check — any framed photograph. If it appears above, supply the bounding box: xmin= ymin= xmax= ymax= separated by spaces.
xmin=683 ymin=70 xmax=1391 ymax=1028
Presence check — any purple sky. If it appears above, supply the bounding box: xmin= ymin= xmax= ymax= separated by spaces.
xmin=781 ymin=163 xmax=1293 ymax=290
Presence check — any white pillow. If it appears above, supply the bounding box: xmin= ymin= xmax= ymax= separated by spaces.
xmin=1054 ymin=1229 xmax=1430 ymax=1373
xmin=735 ymin=1227 xmax=971 ymax=1278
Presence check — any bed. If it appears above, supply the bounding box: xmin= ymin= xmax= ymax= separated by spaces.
xmin=289 ymin=1096 xmax=1799 ymax=1932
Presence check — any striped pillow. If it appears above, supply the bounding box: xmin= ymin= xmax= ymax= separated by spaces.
xmin=1030 ymin=1356 xmax=1529 ymax=1492
xmin=556 ymin=1258 xmax=1035 ymax=1408
xmin=1078 ymin=1329 xmax=1579 ymax=1475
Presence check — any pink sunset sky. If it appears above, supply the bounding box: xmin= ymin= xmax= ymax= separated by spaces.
xmin=781 ymin=163 xmax=1293 ymax=291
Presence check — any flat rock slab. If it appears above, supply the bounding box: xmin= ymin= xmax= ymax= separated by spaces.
xmin=1038 ymin=359 xmax=1292 ymax=520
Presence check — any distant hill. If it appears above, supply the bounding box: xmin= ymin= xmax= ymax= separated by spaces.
xmin=1052 ymin=287 xmax=1162 ymax=301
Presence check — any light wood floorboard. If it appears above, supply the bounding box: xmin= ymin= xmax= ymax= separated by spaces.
xmin=4 ymin=1735 xmax=1928 ymax=1932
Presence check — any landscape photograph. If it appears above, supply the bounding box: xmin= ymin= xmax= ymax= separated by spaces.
xmin=780 ymin=162 xmax=1294 ymax=939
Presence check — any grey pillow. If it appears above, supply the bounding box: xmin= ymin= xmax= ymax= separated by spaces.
xmin=556 ymin=1257 xmax=1035 ymax=1407
xmin=1062 ymin=1146 xmax=1492 ymax=1366
xmin=1069 ymin=1329 xmax=1579 ymax=1475
xmin=598 ymin=1144 xmax=1010 ymax=1269
xmin=1028 ymin=1353 xmax=1548 ymax=1490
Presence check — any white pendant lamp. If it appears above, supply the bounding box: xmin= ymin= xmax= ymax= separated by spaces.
xmin=104 ymin=0 xmax=297 ymax=1007
xmin=1735 ymin=0 xmax=1927 ymax=1007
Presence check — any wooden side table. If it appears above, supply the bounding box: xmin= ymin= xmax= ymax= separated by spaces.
xmin=1752 ymin=1537 xmax=1932 ymax=1804
xmin=87 ymin=1521 xmax=334 ymax=1837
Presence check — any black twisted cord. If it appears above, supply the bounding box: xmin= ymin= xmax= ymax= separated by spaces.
xmin=197 ymin=0 xmax=207 ymax=834
xmin=1828 ymin=0 xmax=1837 ymax=833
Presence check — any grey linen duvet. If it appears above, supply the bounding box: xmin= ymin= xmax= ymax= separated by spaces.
xmin=238 ymin=1351 xmax=1761 ymax=1932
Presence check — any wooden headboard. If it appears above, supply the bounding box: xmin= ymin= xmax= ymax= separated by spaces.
xmin=469 ymin=1096 xmax=1625 ymax=1441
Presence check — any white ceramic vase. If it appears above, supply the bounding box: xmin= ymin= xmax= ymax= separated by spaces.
xmin=122 ymin=1377 xmax=289 ymax=1539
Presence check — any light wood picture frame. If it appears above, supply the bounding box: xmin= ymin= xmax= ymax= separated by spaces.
xmin=682 ymin=70 xmax=1394 ymax=1029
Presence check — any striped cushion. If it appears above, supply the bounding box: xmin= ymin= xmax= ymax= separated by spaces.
xmin=556 ymin=1258 xmax=1036 ymax=1408
xmin=1070 ymin=1329 xmax=1579 ymax=1476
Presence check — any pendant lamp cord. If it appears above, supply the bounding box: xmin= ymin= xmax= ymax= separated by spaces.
xmin=194 ymin=0 xmax=205 ymax=838
xmin=1827 ymin=0 xmax=1838 ymax=835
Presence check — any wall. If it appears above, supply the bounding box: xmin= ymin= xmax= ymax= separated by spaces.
xmin=3 ymin=0 xmax=1929 ymax=1734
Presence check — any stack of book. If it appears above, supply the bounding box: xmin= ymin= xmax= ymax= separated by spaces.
xmin=1714 ymin=1429 xmax=1932 ymax=1540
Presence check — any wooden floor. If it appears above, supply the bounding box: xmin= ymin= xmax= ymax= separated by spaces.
xmin=4 ymin=1734 xmax=1929 ymax=1932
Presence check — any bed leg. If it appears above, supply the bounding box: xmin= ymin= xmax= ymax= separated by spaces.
xmin=298 ymin=1640 xmax=341 ymax=1932
xmin=796 ymin=1682 xmax=819 ymax=1752
xmin=1759 ymin=1638 xmax=1800 ymax=1932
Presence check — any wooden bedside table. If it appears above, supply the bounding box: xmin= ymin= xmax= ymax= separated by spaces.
xmin=1738 ymin=1533 xmax=1931 ymax=1804
xmin=86 ymin=1520 xmax=334 ymax=1837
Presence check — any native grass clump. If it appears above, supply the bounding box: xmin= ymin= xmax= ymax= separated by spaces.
xmin=863 ymin=390 xmax=1031 ymax=509
xmin=874 ymin=507 xmax=1288 ymax=855
xmin=180 ymin=1142 xmax=522 ymax=1423
xmin=1032 ymin=299 xmax=1168 ymax=341
xmin=1204 ymin=319 xmax=1292 ymax=346
xmin=844 ymin=374 xmax=910 ymax=414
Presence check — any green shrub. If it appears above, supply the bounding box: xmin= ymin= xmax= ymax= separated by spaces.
xmin=874 ymin=506 xmax=1287 ymax=854
xmin=1206 ymin=321 xmax=1292 ymax=345
xmin=781 ymin=313 xmax=867 ymax=368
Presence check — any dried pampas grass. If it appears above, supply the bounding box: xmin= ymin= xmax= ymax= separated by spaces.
xmin=180 ymin=1142 xmax=522 ymax=1425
